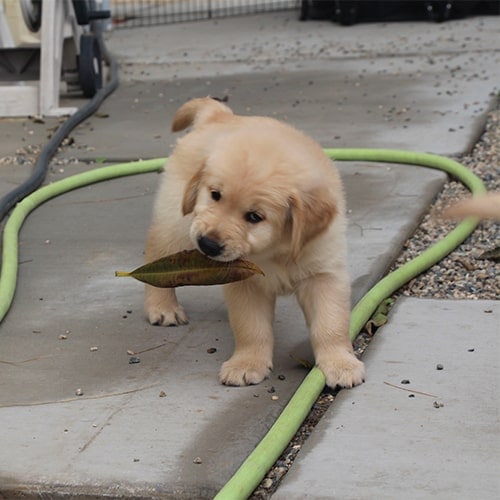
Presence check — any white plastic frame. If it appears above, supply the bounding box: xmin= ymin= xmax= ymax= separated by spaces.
xmin=0 ymin=0 xmax=81 ymax=117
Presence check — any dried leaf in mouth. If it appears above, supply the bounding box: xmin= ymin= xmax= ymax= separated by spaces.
xmin=115 ymin=249 xmax=264 ymax=288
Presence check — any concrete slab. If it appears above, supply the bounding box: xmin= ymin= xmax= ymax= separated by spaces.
xmin=0 ymin=10 xmax=497 ymax=499
xmin=274 ymin=298 xmax=499 ymax=499
xmin=53 ymin=64 xmax=497 ymax=164
xmin=107 ymin=13 xmax=500 ymax=80
xmin=103 ymin=13 xmax=500 ymax=156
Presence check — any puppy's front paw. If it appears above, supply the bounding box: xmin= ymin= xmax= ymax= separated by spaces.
xmin=220 ymin=355 xmax=272 ymax=386
xmin=317 ymin=349 xmax=365 ymax=389
xmin=145 ymin=286 xmax=189 ymax=326
xmin=147 ymin=304 xmax=189 ymax=327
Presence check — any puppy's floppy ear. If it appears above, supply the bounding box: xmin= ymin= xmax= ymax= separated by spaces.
xmin=172 ymin=97 xmax=233 ymax=132
xmin=289 ymin=186 xmax=337 ymax=260
xmin=182 ymin=167 xmax=204 ymax=216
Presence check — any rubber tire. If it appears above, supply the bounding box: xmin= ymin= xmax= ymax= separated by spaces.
xmin=78 ymin=33 xmax=102 ymax=98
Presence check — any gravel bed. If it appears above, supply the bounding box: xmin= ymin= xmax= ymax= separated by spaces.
xmin=393 ymin=105 xmax=499 ymax=301
xmin=250 ymin=102 xmax=498 ymax=499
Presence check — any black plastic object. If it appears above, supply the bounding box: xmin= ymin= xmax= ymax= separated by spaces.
xmin=299 ymin=0 xmax=500 ymax=24
xmin=425 ymin=1 xmax=453 ymax=22
xmin=299 ymin=0 xmax=335 ymax=20
xmin=72 ymin=0 xmax=111 ymax=26
xmin=78 ymin=33 xmax=102 ymax=98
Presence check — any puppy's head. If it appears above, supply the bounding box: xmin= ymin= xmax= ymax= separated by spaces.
xmin=175 ymin=99 xmax=339 ymax=262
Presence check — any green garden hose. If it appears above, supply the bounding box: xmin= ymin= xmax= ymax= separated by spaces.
xmin=0 ymin=149 xmax=486 ymax=499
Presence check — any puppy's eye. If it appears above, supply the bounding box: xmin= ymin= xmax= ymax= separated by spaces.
xmin=245 ymin=211 xmax=263 ymax=224
xmin=211 ymin=190 xmax=221 ymax=201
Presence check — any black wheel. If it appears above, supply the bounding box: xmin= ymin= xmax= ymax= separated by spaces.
xmin=78 ymin=33 xmax=102 ymax=98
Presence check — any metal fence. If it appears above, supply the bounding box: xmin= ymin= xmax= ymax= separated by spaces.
xmin=110 ymin=0 xmax=299 ymax=28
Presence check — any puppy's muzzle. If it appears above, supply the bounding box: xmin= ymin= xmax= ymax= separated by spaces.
xmin=198 ymin=236 xmax=224 ymax=258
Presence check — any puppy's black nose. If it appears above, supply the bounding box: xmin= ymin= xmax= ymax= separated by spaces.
xmin=198 ymin=236 xmax=224 ymax=257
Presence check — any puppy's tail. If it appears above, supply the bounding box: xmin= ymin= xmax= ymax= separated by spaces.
xmin=441 ymin=192 xmax=500 ymax=221
xmin=172 ymin=97 xmax=233 ymax=132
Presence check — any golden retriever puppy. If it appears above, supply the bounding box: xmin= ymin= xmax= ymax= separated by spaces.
xmin=145 ymin=97 xmax=365 ymax=389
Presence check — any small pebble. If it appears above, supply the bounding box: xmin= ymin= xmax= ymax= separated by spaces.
xmin=127 ymin=349 xmax=135 ymax=355
xmin=159 ymin=391 xmax=167 ymax=398
xmin=271 ymin=395 xmax=279 ymax=401
xmin=433 ymin=400 xmax=444 ymax=408
xmin=277 ymin=374 xmax=286 ymax=381
xmin=275 ymin=466 xmax=287 ymax=476
xmin=129 ymin=356 xmax=141 ymax=364
xmin=193 ymin=457 xmax=202 ymax=464
xmin=436 ymin=363 xmax=444 ymax=370
xmin=262 ymin=478 xmax=273 ymax=489
xmin=206 ymin=347 xmax=217 ymax=354
xmin=75 ymin=388 xmax=84 ymax=396
xmin=90 ymin=346 xmax=98 ymax=352
xmin=401 ymin=379 xmax=411 ymax=385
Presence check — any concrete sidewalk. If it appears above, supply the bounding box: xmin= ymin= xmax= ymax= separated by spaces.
xmin=0 ymin=11 xmax=498 ymax=498
xmin=275 ymin=298 xmax=499 ymax=499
